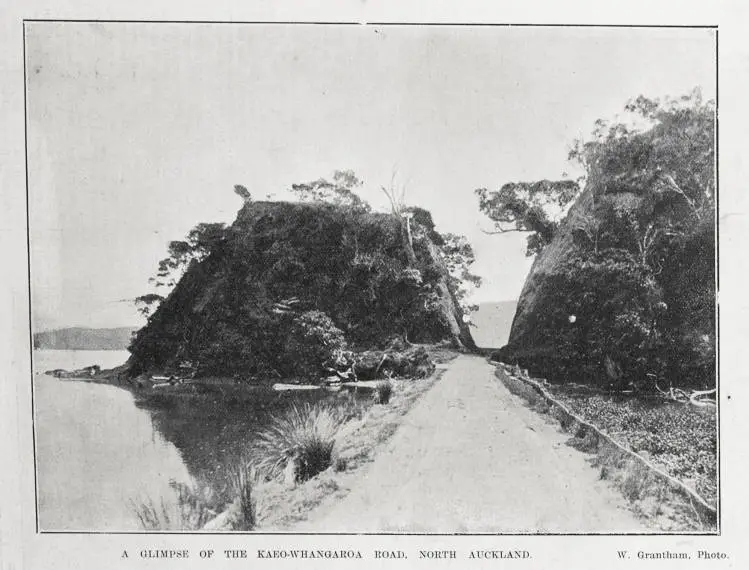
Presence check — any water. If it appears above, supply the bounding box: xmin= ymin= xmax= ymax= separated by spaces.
xmin=33 ymin=349 xmax=366 ymax=531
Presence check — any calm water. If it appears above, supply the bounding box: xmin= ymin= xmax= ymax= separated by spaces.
xmin=33 ymin=349 xmax=360 ymax=531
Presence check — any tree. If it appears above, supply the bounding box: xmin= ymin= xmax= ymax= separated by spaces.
xmin=149 ymin=222 xmax=227 ymax=289
xmin=136 ymin=222 xmax=227 ymax=321
xmin=381 ymin=170 xmax=417 ymax=264
xmin=290 ymin=170 xmax=371 ymax=211
xmin=568 ymin=88 xmax=715 ymax=272
xmin=568 ymin=88 xmax=714 ymax=221
xmin=476 ymin=179 xmax=580 ymax=256
xmin=234 ymin=184 xmax=252 ymax=202
xmin=134 ymin=293 xmax=165 ymax=319
xmin=438 ymin=233 xmax=482 ymax=317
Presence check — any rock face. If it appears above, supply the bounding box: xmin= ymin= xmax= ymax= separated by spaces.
xmin=499 ymin=183 xmax=715 ymax=388
xmin=505 ymin=185 xmax=598 ymax=355
xmin=129 ymin=201 xmax=474 ymax=377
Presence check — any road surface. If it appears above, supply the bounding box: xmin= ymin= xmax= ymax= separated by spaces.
xmin=298 ymin=354 xmax=649 ymax=533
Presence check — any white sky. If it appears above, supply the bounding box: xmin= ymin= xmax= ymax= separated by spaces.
xmin=25 ymin=23 xmax=716 ymax=330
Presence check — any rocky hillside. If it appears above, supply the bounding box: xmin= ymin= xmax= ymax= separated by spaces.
xmin=502 ymin=187 xmax=714 ymax=389
xmin=497 ymin=93 xmax=715 ymax=391
xmin=129 ymin=201 xmax=474 ymax=377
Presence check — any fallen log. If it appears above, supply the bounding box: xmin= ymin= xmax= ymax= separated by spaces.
xmin=273 ymin=383 xmax=320 ymax=391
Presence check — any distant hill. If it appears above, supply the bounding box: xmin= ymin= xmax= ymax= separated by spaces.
xmin=469 ymin=300 xmax=517 ymax=349
xmin=33 ymin=327 xmax=137 ymax=350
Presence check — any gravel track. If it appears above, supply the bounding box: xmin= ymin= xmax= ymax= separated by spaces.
xmin=298 ymin=354 xmax=649 ymax=533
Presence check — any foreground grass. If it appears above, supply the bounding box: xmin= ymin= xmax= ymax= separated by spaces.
xmin=253 ymin=403 xmax=348 ymax=482
xmin=546 ymin=387 xmax=717 ymax=506
xmin=129 ymin=481 xmax=216 ymax=531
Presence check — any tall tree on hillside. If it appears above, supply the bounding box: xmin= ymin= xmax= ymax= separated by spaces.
xmin=438 ymin=233 xmax=483 ymax=318
xmin=149 ymin=222 xmax=227 ymax=289
xmin=234 ymin=184 xmax=252 ymax=203
xmin=381 ymin=170 xmax=417 ymax=265
xmin=476 ymin=179 xmax=580 ymax=256
xmin=567 ymin=87 xmax=715 ymax=269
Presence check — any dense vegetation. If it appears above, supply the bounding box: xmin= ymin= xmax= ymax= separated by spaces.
xmin=486 ymin=90 xmax=715 ymax=392
xmin=129 ymin=174 xmax=476 ymax=378
xmin=547 ymin=387 xmax=716 ymax=504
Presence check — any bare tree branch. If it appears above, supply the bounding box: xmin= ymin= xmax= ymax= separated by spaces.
xmin=660 ymin=174 xmax=701 ymax=220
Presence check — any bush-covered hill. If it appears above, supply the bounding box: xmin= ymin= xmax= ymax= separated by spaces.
xmin=129 ymin=200 xmax=475 ymax=377
xmin=493 ymin=91 xmax=715 ymax=392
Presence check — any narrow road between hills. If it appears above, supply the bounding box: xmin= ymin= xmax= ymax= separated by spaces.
xmin=298 ymin=354 xmax=649 ymax=533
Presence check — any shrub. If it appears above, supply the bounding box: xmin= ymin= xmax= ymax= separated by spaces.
xmin=283 ymin=311 xmax=347 ymax=378
xmin=374 ymin=380 xmax=394 ymax=404
xmin=253 ymin=403 xmax=345 ymax=483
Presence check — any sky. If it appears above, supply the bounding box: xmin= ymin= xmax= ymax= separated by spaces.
xmin=25 ymin=23 xmax=716 ymax=330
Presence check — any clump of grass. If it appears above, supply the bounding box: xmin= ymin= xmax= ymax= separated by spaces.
xmin=622 ymin=459 xmax=650 ymax=502
xmin=373 ymin=380 xmax=394 ymax=404
xmin=253 ymin=403 xmax=345 ymax=483
xmin=129 ymin=480 xmax=214 ymax=530
xmin=227 ymin=461 xmax=257 ymax=530
xmin=129 ymin=495 xmax=172 ymax=530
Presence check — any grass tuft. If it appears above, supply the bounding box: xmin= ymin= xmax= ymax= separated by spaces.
xmin=253 ymin=403 xmax=345 ymax=483
xmin=373 ymin=380 xmax=394 ymax=404
xmin=129 ymin=480 xmax=214 ymax=530
xmin=227 ymin=461 xmax=257 ymax=530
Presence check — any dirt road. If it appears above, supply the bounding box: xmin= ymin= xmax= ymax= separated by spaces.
xmin=298 ymin=354 xmax=649 ymax=533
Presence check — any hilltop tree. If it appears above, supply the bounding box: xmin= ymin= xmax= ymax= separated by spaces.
xmin=234 ymin=184 xmax=252 ymax=203
xmin=290 ymin=169 xmax=371 ymax=212
xmin=380 ymin=170 xmax=417 ymax=265
xmin=567 ymin=87 xmax=715 ymax=268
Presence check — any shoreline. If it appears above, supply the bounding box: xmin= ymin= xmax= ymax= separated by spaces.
xmin=42 ymin=346 xmax=461 ymax=532
xmin=204 ymin=352 xmax=458 ymax=531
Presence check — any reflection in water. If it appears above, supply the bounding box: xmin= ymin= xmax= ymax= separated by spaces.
xmin=34 ymin=350 xmax=371 ymax=531
xmin=140 ymin=387 xmax=364 ymax=508
xmin=34 ymin=350 xmax=191 ymax=531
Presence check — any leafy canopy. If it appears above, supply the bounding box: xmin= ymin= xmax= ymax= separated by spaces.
xmin=290 ymin=170 xmax=371 ymax=212
xmin=569 ymin=88 xmax=714 ymax=212
xmin=476 ymin=180 xmax=580 ymax=256
xmin=438 ymin=233 xmax=482 ymax=316
xmin=149 ymin=222 xmax=228 ymax=289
